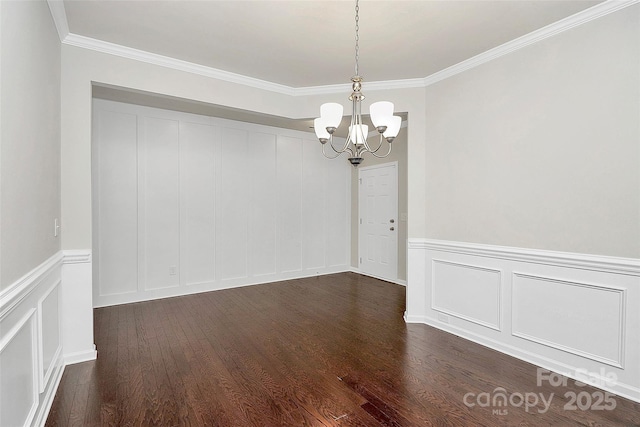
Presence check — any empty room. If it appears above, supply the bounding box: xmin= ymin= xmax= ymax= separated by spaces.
xmin=1 ymin=0 xmax=639 ymax=426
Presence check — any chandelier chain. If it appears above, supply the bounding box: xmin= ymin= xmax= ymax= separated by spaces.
xmin=354 ymin=0 xmax=360 ymax=77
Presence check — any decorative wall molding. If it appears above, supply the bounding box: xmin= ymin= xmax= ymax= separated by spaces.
xmin=431 ymin=259 xmax=502 ymax=331
xmin=93 ymin=100 xmax=351 ymax=307
xmin=406 ymin=238 xmax=640 ymax=403
xmin=46 ymin=0 xmax=69 ymax=42
xmin=62 ymin=249 xmax=92 ymax=264
xmin=409 ymin=238 xmax=640 ymax=276
xmin=0 ymin=252 xmax=63 ymax=320
xmin=49 ymin=0 xmax=638 ymax=96
xmin=37 ymin=281 xmax=62 ymax=393
xmin=0 ymin=309 xmax=39 ymax=427
xmin=0 ymin=250 xmax=96 ymax=426
xmin=512 ymin=273 xmax=626 ymax=368
xmin=348 ymin=267 xmax=407 ymax=286
xmin=63 ymin=33 xmax=298 ymax=96
xmin=421 ymin=0 xmax=640 ymax=87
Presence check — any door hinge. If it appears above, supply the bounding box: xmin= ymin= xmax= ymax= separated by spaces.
xmin=359 ymin=218 xmax=362 ymax=224
xmin=359 ymin=257 xmax=362 ymax=264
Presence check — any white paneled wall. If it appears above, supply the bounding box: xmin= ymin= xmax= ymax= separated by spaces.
xmin=0 ymin=254 xmax=64 ymax=427
xmin=406 ymin=239 xmax=640 ymax=402
xmin=92 ymin=99 xmax=351 ymax=306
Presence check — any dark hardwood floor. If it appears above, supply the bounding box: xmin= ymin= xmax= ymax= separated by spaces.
xmin=46 ymin=273 xmax=639 ymax=426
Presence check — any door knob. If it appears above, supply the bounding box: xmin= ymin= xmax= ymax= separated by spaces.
xmin=390 ymin=219 xmax=395 ymax=223
xmin=390 ymin=227 xmax=395 ymax=231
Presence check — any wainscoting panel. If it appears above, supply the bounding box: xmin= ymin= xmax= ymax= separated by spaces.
xmin=512 ymin=273 xmax=625 ymax=367
xmin=92 ymin=100 xmax=351 ymax=306
xmin=432 ymin=259 xmax=501 ymax=330
xmin=0 ymin=251 xmax=93 ymax=427
xmin=0 ymin=309 xmax=38 ymax=427
xmin=38 ymin=282 xmax=61 ymax=392
xmin=406 ymin=239 xmax=640 ymax=403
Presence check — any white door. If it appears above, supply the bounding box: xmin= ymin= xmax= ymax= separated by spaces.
xmin=358 ymin=162 xmax=398 ymax=281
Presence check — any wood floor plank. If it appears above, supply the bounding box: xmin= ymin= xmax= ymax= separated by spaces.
xmin=46 ymin=273 xmax=640 ymax=426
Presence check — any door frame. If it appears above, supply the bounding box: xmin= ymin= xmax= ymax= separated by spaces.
xmin=358 ymin=161 xmax=398 ymax=282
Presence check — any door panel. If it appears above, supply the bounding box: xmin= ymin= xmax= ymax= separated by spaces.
xmin=359 ymin=162 xmax=398 ymax=280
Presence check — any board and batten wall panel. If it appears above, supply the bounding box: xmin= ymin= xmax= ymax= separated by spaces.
xmin=94 ymin=110 xmax=138 ymax=297
xmin=249 ymin=133 xmax=278 ymax=277
xmin=93 ymin=99 xmax=350 ymax=306
xmin=180 ymin=121 xmax=217 ymax=286
xmin=140 ymin=117 xmax=181 ymax=291
xmin=277 ymin=136 xmax=304 ymax=274
xmin=217 ymin=127 xmax=250 ymax=281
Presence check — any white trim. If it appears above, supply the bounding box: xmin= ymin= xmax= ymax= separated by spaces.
xmin=62 ymin=249 xmax=92 ymax=264
xmin=53 ymin=1 xmax=637 ymax=96
xmin=422 ymin=0 xmax=639 ymax=87
xmin=0 ymin=252 xmax=63 ymax=320
xmin=0 ymin=308 xmax=39 ymax=427
xmin=62 ymin=33 xmax=297 ymax=96
xmin=46 ymin=0 xmax=69 ymax=42
xmin=431 ymin=259 xmax=502 ymax=331
xmin=37 ymin=280 xmax=63 ymax=393
xmin=511 ymin=272 xmax=626 ymax=368
xmin=64 ymin=345 xmax=98 ymax=365
xmin=349 ymin=267 xmax=406 ymax=286
xmin=94 ymin=267 xmax=351 ymax=308
xmin=408 ymin=238 xmax=640 ymax=276
xmin=33 ymin=357 xmax=64 ymax=427
xmin=407 ymin=312 xmax=640 ymax=404
xmin=407 ymin=239 xmax=640 ymax=403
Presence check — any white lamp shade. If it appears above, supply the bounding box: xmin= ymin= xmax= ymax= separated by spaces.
xmin=383 ymin=116 xmax=402 ymax=138
xmin=314 ymin=118 xmax=330 ymax=139
xmin=349 ymin=124 xmax=369 ymax=145
xmin=320 ymin=103 xmax=344 ymax=129
xmin=369 ymin=101 xmax=394 ymax=129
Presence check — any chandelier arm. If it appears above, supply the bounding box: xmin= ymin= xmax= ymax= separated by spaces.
xmin=328 ymin=134 xmax=354 ymax=156
xmin=361 ymin=132 xmax=383 ymax=154
xmin=367 ymin=140 xmax=393 ymax=158
xmin=322 ymin=142 xmax=345 ymax=159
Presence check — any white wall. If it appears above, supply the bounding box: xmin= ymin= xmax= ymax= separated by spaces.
xmin=0 ymin=0 xmax=61 ymax=289
xmin=423 ymin=4 xmax=640 ymax=258
xmin=0 ymin=2 xmax=70 ymax=425
xmin=407 ymin=4 xmax=640 ymax=403
xmin=92 ymin=100 xmax=350 ymax=306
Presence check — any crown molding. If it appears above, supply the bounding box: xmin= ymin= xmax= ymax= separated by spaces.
xmin=423 ymin=0 xmax=639 ymax=86
xmin=62 ymin=33 xmax=298 ymax=96
xmin=56 ymin=0 xmax=637 ymax=96
xmin=46 ymin=0 xmax=69 ymax=42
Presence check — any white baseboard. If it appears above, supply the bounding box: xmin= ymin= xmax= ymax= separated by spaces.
xmin=406 ymin=238 xmax=640 ymax=403
xmin=64 ymin=345 xmax=98 ymax=365
xmin=94 ymin=265 xmax=352 ymax=307
xmin=33 ymin=353 xmax=65 ymax=427
xmin=349 ymin=267 xmax=406 ymax=286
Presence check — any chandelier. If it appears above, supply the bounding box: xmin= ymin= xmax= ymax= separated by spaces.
xmin=313 ymin=0 xmax=401 ymax=167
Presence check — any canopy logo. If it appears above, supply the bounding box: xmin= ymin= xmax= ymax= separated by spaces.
xmin=462 ymin=368 xmax=618 ymax=416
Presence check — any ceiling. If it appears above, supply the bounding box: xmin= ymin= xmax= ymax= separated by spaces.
xmin=64 ymin=0 xmax=602 ymax=89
